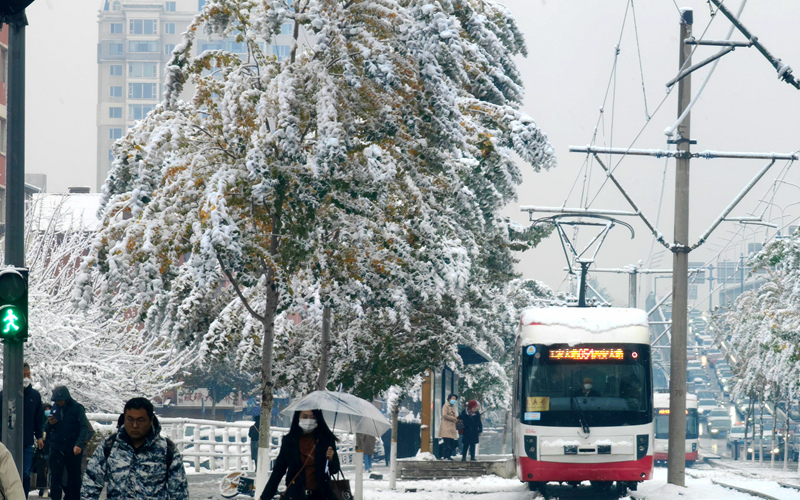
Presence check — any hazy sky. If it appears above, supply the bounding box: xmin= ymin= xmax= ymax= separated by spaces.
xmin=21 ymin=0 xmax=800 ymax=305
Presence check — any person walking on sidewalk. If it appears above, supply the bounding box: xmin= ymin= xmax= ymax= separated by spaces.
xmin=46 ymin=386 xmax=90 ymax=500
xmin=356 ymin=433 xmax=376 ymax=472
xmin=458 ymin=400 xmax=483 ymax=461
xmin=81 ymin=397 xmax=188 ymax=500
xmin=438 ymin=394 xmax=459 ymax=460
xmin=0 ymin=362 xmax=44 ymax=498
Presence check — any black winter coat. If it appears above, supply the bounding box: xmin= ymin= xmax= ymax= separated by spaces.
xmin=0 ymin=386 xmax=43 ymax=447
xmin=458 ymin=411 xmax=483 ymax=446
xmin=45 ymin=398 xmax=90 ymax=454
xmin=260 ymin=430 xmax=341 ymax=500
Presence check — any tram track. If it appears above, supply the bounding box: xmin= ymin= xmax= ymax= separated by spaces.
xmin=689 ymin=451 xmax=800 ymax=500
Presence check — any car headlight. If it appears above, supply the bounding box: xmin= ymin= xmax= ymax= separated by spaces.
xmin=747 ymin=448 xmax=754 ymax=453
xmin=710 ymin=428 xmax=719 ymax=434
xmin=773 ymin=448 xmax=780 ymax=454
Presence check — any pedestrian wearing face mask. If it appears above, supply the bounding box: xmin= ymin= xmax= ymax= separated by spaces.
xmin=0 ymin=361 xmax=44 ymax=497
xmin=438 ymin=394 xmax=459 ymax=460
xmin=259 ymin=409 xmax=341 ymax=500
xmin=458 ymin=400 xmax=483 ymax=461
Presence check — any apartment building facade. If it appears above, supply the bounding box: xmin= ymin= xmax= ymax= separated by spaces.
xmin=96 ymin=0 xmax=295 ymax=191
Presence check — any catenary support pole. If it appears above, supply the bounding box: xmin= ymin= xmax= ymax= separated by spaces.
xmin=629 ymin=269 xmax=637 ymax=308
xmin=667 ymin=9 xmax=692 ymax=487
xmin=4 ymin=11 xmax=27 ymax=478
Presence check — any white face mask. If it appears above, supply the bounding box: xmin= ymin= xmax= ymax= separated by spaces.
xmin=583 ymin=383 xmax=593 ymax=390
xmin=22 ymin=378 xmax=31 ymax=388
xmin=299 ymin=418 xmax=317 ymax=433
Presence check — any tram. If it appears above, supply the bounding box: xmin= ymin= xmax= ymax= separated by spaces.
xmin=512 ymin=307 xmax=654 ymax=495
xmin=653 ymin=392 xmax=699 ymax=466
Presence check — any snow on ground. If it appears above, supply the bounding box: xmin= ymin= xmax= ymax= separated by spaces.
xmin=181 ymin=466 xmax=800 ymax=499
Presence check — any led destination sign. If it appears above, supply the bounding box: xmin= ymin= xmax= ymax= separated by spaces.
xmin=548 ymin=348 xmax=625 ymax=361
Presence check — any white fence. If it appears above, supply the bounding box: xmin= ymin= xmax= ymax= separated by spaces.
xmin=86 ymin=414 xmax=358 ymax=474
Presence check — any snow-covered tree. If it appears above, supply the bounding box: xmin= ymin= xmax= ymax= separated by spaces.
xmin=15 ymin=200 xmax=189 ymax=411
xmin=77 ymin=0 xmax=553 ymax=487
xmin=722 ymin=235 xmax=800 ymax=399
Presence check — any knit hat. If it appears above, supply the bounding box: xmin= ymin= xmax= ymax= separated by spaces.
xmin=467 ymin=400 xmax=479 ymax=410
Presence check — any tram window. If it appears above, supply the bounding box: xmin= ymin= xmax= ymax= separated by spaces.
xmin=520 ymin=344 xmax=652 ymax=427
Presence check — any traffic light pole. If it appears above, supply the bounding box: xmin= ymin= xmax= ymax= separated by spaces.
xmin=4 ymin=11 xmax=28 ymax=476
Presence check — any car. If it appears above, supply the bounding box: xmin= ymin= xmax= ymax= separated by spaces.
xmin=789 ymin=404 xmax=800 ymax=421
xmin=707 ymin=350 xmax=724 ymax=366
xmin=698 ymin=398 xmax=718 ymax=417
xmin=747 ymin=433 xmax=784 ymax=460
xmin=707 ymin=408 xmax=732 ymax=437
xmin=696 ymin=390 xmax=715 ymax=401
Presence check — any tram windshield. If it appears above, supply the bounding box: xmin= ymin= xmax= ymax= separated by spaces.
xmin=520 ymin=343 xmax=652 ymax=427
xmin=655 ymin=408 xmax=699 ymax=439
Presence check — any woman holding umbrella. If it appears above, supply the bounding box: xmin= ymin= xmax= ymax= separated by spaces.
xmin=259 ymin=409 xmax=341 ymax=500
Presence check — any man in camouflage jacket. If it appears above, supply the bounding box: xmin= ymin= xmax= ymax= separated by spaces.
xmin=81 ymin=397 xmax=188 ymax=500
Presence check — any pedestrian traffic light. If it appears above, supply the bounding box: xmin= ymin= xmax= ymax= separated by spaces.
xmin=0 ymin=268 xmax=28 ymax=342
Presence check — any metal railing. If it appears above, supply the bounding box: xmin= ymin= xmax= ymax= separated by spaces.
xmin=86 ymin=414 xmax=357 ymax=474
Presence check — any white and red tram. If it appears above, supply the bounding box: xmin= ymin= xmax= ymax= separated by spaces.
xmin=512 ymin=307 xmax=654 ymax=495
xmin=653 ymin=392 xmax=699 ymax=466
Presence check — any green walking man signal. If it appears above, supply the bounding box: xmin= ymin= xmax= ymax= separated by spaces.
xmin=0 ymin=268 xmax=28 ymax=341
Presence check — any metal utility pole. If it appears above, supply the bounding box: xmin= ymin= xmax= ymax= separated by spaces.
xmin=666 ymin=9 xmax=692 ymax=486
xmin=567 ymin=5 xmax=799 ymax=487
xmin=2 ymin=9 xmax=28 ymax=476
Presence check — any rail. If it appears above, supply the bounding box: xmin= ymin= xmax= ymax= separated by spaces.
xmin=86 ymin=414 xmax=357 ymax=474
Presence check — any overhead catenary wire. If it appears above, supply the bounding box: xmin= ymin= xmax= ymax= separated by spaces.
xmin=665 ymin=0 xmax=748 ymax=137
xmin=630 ymin=0 xmax=651 ymax=121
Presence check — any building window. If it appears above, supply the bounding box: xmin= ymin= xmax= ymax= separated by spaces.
xmin=130 ymin=19 xmax=158 ymax=35
xmin=165 ymin=44 xmax=176 ymax=55
xmin=1 ymin=47 xmax=7 ymax=84
xmin=226 ymin=41 xmax=246 ymax=53
xmin=129 ymin=62 xmax=158 ymax=78
xmin=128 ymin=83 xmax=158 ymax=99
xmin=165 ymin=23 xmax=176 ymax=35
xmin=112 ymin=1 xmax=121 ymax=11
xmin=110 ymin=65 xmax=123 ymax=76
xmin=110 ymin=86 xmax=123 ymax=98
xmin=110 ymin=23 xmax=123 ymax=34
xmin=201 ymin=42 xmax=223 ymax=52
xmin=165 ymin=1 xmax=176 ymax=12
xmin=0 ymin=118 xmax=6 ymax=154
xmin=281 ymin=23 xmax=293 ymax=35
xmin=128 ymin=41 xmax=159 ymax=53
xmin=109 ymin=128 xmax=123 ymax=140
xmin=108 ymin=149 xmax=115 ymax=162
xmin=109 ymin=43 xmax=124 ymax=56
xmin=129 ymin=104 xmax=156 ymax=121
xmin=109 ymin=107 xmax=123 ymax=119
xmin=273 ymin=45 xmax=291 ymax=60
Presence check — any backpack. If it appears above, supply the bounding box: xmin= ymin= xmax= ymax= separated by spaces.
xmin=103 ymin=432 xmax=176 ymax=471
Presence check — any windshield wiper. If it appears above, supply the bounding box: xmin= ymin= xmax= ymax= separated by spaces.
xmin=571 ymin=395 xmax=591 ymax=435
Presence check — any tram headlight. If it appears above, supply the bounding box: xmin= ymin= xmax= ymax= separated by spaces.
xmin=636 ymin=434 xmax=649 ymax=460
xmin=773 ymin=448 xmax=780 ymax=454
xmin=710 ymin=428 xmax=719 ymax=435
xmin=747 ymin=447 xmax=754 ymax=453
xmin=524 ymin=436 xmax=538 ymax=460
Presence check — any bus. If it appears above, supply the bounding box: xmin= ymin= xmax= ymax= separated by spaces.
xmin=653 ymin=392 xmax=699 ymax=466
xmin=512 ymin=307 xmax=654 ymax=496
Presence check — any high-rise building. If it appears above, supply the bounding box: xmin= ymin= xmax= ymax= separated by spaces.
xmin=96 ymin=0 xmax=295 ymax=192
